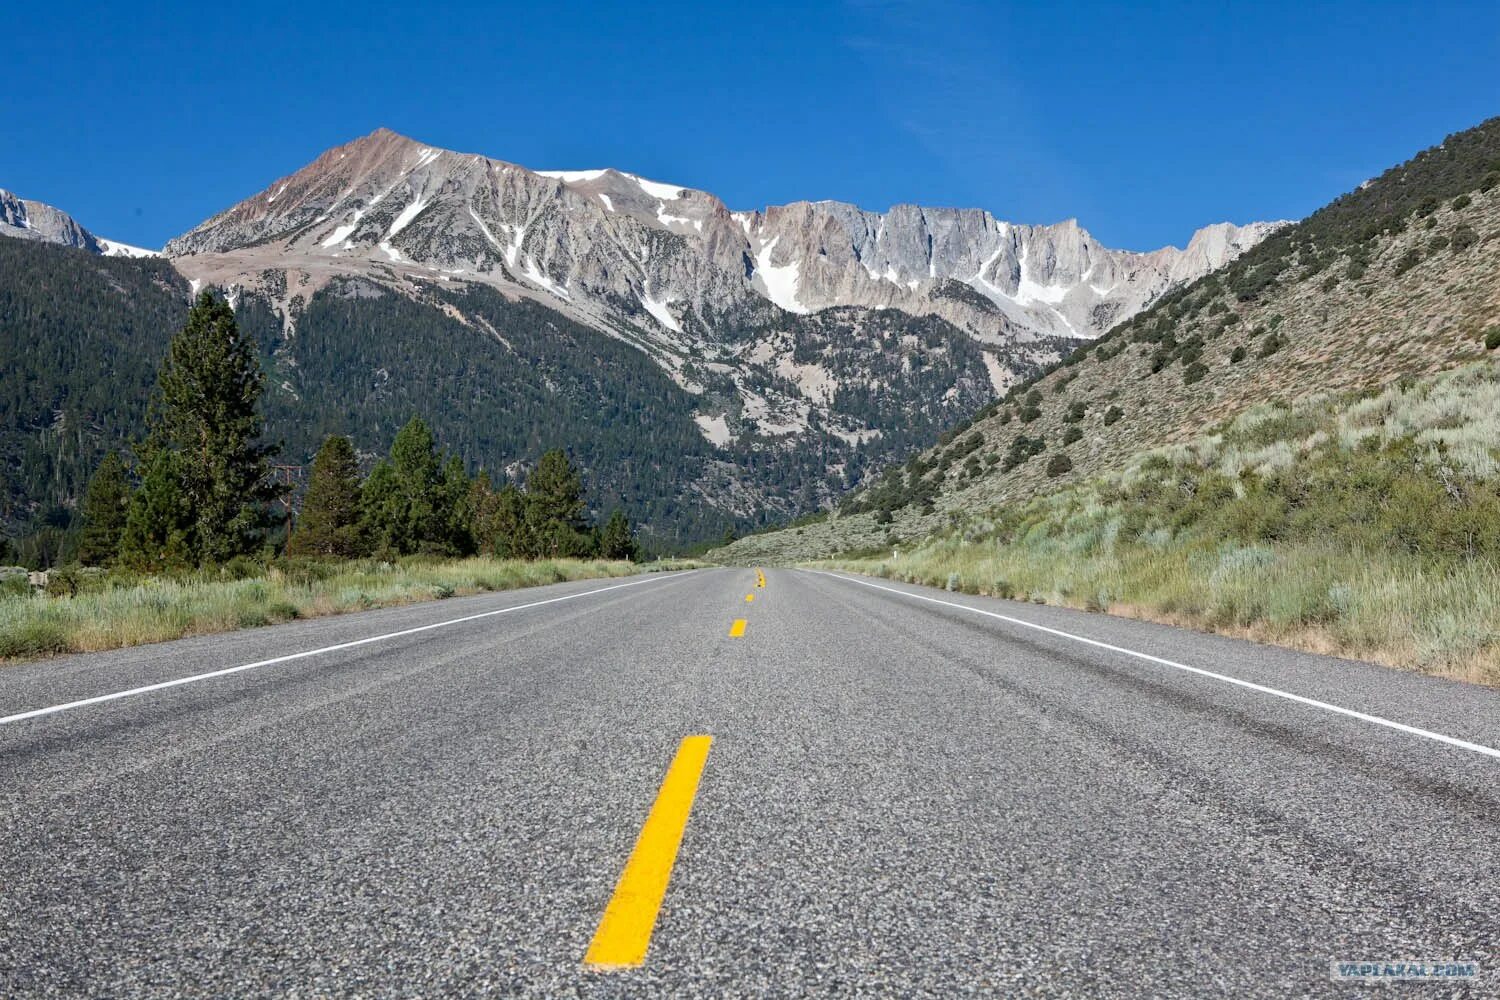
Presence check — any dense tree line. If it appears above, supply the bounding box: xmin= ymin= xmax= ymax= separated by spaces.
xmin=0 ymin=237 xmax=188 ymax=533
xmin=69 ymin=294 xmax=640 ymax=570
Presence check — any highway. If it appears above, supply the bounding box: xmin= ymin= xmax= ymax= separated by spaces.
xmin=1 ymin=567 xmax=1496 ymax=997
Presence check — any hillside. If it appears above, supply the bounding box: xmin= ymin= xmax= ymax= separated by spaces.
xmin=0 ymin=238 xmax=189 ymax=535
xmin=819 ymin=361 xmax=1500 ymax=683
xmin=1 ymin=130 xmax=1269 ymax=552
xmin=724 ymin=116 xmax=1500 ymax=562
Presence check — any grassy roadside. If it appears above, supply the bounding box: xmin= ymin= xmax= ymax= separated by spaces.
xmin=814 ymin=363 xmax=1500 ymax=687
xmin=818 ymin=543 xmax=1500 ymax=686
xmin=0 ymin=557 xmax=698 ymax=663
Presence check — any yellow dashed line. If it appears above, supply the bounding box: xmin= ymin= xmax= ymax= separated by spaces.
xmin=745 ymin=594 xmax=755 ymax=603
xmin=584 ymin=736 xmax=713 ymax=970
xmin=728 ymin=618 xmax=747 ymax=637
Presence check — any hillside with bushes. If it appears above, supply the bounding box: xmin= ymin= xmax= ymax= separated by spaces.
xmin=820 ymin=363 xmax=1500 ymax=683
xmin=724 ymin=116 xmax=1500 ymax=563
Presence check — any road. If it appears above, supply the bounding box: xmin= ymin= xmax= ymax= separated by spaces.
xmin=1 ymin=567 xmax=1496 ymax=997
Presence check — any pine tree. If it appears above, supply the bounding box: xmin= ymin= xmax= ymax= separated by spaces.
xmin=286 ymin=436 xmax=365 ymax=558
xmin=141 ymin=292 xmax=277 ymax=564
xmin=359 ymin=416 xmax=455 ymax=555
xmin=599 ymin=509 xmax=638 ymax=561
xmin=76 ymin=452 xmax=131 ymax=566
xmin=118 ymin=450 xmax=194 ymax=572
xmin=488 ymin=483 xmax=528 ymax=557
xmin=522 ymin=449 xmax=594 ymax=558
xmin=440 ymin=454 xmax=476 ymax=556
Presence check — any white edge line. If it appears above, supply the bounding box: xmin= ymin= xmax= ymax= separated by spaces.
xmin=812 ymin=570 xmax=1500 ymax=762
xmin=0 ymin=572 xmax=693 ymax=727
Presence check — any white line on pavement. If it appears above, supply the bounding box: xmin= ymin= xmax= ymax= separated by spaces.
xmin=814 ymin=571 xmax=1500 ymax=762
xmin=0 ymin=572 xmax=691 ymax=728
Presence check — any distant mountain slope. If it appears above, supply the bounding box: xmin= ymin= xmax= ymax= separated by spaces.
xmin=0 ymin=237 xmax=188 ymax=526
xmin=0 ymin=189 xmax=158 ymax=258
xmin=163 ymin=129 xmax=1275 ymax=447
xmin=725 ymin=116 xmax=1500 ymax=561
xmin=0 ymin=132 xmax=1276 ymax=549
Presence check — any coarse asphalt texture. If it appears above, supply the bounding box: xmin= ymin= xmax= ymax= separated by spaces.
xmin=1 ymin=567 xmax=1496 ymax=997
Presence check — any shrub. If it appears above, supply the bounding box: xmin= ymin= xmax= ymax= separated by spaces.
xmin=1230 ymin=345 xmax=1248 ymax=364
xmin=1415 ymin=196 xmax=1439 ymax=218
xmin=1481 ymin=173 xmax=1499 ymax=193
xmin=1183 ymin=362 xmax=1208 ymax=385
xmin=1062 ymin=427 xmax=1083 ymax=445
xmin=1452 ymin=193 xmax=1472 ymax=211
xmin=1451 ymin=224 xmax=1478 ymax=253
xmin=1019 ymin=405 xmax=1042 ymax=423
xmin=1103 ymin=405 xmax=1124 ymax=426
xmin=1428 ymin=235 xmax=1449 ymax=253
xmin=1485 ymin=327 xmax=1500 ymax=351
xmin=1393 ymin=249 xmax=1421 ymax=276
xmin=1045 ymin=454 xmax=1073 ymax=477
xmin=1258 ymin=336 xmax=1284 ymax=359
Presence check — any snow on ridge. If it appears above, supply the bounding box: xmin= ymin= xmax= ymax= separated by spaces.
xmin=99 ymin=238 xmax=160 ymax=259
xmin=632 ymin=174 xmax=683 ymax=201
xmin=639 ymin=291 xmax=683 ymax=333
xmin=536 ymin=169 xmax=608 ymax=183
xmin=598 ymin=193 xmax=614 ymax=212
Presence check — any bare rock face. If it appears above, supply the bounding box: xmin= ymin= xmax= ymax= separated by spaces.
xmin=163 ymin=128 xmax=1281 ymax=446
xmin=0 ymin=189 xmax=103 ymax=253
xmin=0 ymin=189 xmax=159 ymax=258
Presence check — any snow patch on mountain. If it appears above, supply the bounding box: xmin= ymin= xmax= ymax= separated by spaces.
xmin=754 ymin=236 xmax=807 ymax=314
xmin=640 ymin=292 xmax=682 ymax=333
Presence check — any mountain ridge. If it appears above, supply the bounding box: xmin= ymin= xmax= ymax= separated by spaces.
xmin=0 ymin=189 xmax=157 ymax=258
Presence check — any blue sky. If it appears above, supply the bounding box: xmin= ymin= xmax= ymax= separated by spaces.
xmin=5 ymin=1 xmax=1499 ymax=251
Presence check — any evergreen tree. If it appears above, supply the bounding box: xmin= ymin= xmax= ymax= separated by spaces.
xmin=286 ymin=436 xmax=365 ymax=558
xmin=140 ymin=292 xmax=277 ymax=564
xmin=118 ymin=450 xmax=194 ymax=572
xmin=522 ymin=449 xmax=594 ymax=558
xmin=490 ymin=483 xmax=528 ymax=557
xmin=359 ymin=416 xmax=459 ymax=555
xmin=440 ymin=454 xmax=476 ymax=556
xmin=599 ymin=509 xmax=639 ymax=561
xmin=76 ymin=452 xmax=131 ymax=566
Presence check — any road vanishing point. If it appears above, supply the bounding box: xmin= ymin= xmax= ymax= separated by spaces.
xmin=1 ymin=568 xmax=1496 ymax=996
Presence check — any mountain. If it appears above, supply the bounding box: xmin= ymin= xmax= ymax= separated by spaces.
xmin=0 ymin=189 xmax=158 ymax=258
xmin=724 ymin=115 xmax=1500 ymax=562
xmin=163 ymin=129 xmax=1275 ymax=436
xmin=0 ymin=130 xmax=1274 ymax=548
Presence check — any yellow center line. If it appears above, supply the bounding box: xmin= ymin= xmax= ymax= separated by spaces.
xmin=584 ymin=735 xmax=713 ymax=970
xmin=745 ymin=593 xmax=755 ymax=602
xmin=728 ymin=618 xmax=747 ymax=637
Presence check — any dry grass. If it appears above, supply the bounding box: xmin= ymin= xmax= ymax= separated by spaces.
xmin=0 ymin=557 xmax=695 ymax=663
xmin=821 ymin=541 xmax=1500 ymax=686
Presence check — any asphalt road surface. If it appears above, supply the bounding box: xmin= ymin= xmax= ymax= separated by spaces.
xmin=1 ymin=567 xmax=1496 ymax=997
